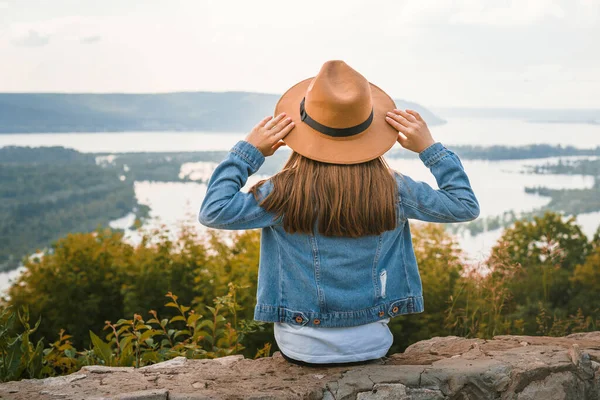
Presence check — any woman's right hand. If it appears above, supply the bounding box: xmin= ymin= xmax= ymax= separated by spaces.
xmin=244 ymin=113 xmax=294 ymax=157
xmin=385 ymin=109 xmax=436 ymax=153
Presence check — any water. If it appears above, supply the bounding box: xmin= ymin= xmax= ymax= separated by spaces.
xmin=0 ymin=266 xmax=27 ymax=296
xmin=386 ymin=156 xmax=595 ymax=218
xmin=432 ymin=118 xmax=600 ymax=148
xmin=2 ymin=118 xmax=600 ymax=292
xmin=2 ymin=118 xmax=600 ymax=152
xmin=0 ymin=131 xmax=246 ymax=153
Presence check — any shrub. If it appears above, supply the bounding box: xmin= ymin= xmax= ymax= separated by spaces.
xmin=0 ymin=283 xmax=270 ymax=382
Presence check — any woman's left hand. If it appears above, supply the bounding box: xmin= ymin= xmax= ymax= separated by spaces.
xmin=244 ymin=113 xmax=295 ymax=157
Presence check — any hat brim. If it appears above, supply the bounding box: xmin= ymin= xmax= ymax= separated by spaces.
xmin=275 ymin=77 xmax=398 ymax=164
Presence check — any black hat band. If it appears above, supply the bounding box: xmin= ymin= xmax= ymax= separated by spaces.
xmin=299 ymin=97 xmax=374 ymax=138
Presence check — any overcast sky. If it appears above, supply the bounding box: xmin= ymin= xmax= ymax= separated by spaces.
xmin=0 ymin=0 xmax=598 ymax=108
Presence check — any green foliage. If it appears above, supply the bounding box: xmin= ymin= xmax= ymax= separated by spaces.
xmin=100 ymin=151 xmax=292 ymax=182
xmin=445 ymin=212 xmax=599 ymax=339
xmin=120 ymin=224 xmax=206 ymax=319
xmin=388 ymin=223 xmax=464 ymax=353
xmin=391 ymin=212 xmax=600 ymax=351
xmin=4 ymin=222 xmax=270 ymax=353
xmin=445 ymin=239 xmax=526 ymax=338
xmin=525 ymin=186 xmax=600 ymax=216
xmin=0 ymin=285 xmax=269 ymax=382
xmin=490 ymin=212 xmax=590 ymax=313
xmin=2 ymin=211 xmax=600 ymax=382
xmin=0 ymin=306 xmax=45 ymax=381
xmin=7 ymin=229 xmax=132 ymax=348
xmin=526 ymin=157 xmax=600 ymax=177
xmin=448 ymin=158 xmax=600 ymax=236
xmin=87 ymin=285 xmax=264 ymax=368
xmin=0 ymin=148 xmax=146 ymax=271
xmin=387 ymin=144 xmax=600 ymax=161
xmin=571 ymin=246 xmax=600 ymax=315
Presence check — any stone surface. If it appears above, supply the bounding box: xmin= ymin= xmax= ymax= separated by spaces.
xmin=139 ymin=356 xmax=187 ymax=371
xmin=1 ymin=333 xmax=599 ymax=400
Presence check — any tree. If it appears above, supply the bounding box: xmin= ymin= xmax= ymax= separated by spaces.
xmin=7 ymin=228 xmax=132 ymax=348
xmin=388 ymin=223 xmax=464 ymax=353
xmin=488 ymin=211 xmax=591 ymax=332
xmin=571 ymin=246 xmax=600 ymax=315
xmin=121 ymin=224 xmax=207 ymax=318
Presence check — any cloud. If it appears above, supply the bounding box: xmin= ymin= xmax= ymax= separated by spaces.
xmin=7 ymin=17 xmax=106 ymax=48
xmin=0 ymin=1 xmax=9 ymax=9
xmin=0 ymin=0 xmax=597 ymax=107
xmin=80 ymin=36 xmax=101 ymax=44
xmin=11 ymin=30 xmax=51 ymax=47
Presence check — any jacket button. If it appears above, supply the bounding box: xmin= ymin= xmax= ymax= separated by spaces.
xmin=313 ymin=319 xmax=321 ymax=325
xmin=295 ymin=316 xmax=303 ymax=323
xmin=392 ymin=306 xmax=399 ymax=313
xmin=378 ymin=311 xmax=385 ymax=317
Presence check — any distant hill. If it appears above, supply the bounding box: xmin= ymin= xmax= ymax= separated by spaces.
xmin=0 ymin=146 xmax=147 ymax=272
xmin=434 ymin=107 xmax=600 ymax=124
xmin=0 ymin=92 xmax=445 ymax=134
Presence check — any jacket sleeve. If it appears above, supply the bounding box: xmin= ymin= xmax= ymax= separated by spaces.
xmin=198 ymin=140 xmax=280 ymax=230
xmin=394 ymin=142 xmax=480 ymax=223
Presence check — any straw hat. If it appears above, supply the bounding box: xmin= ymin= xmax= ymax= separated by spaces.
xmin=275 ymin=60 xmax=398 ymax=164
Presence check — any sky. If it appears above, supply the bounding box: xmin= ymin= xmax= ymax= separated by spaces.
xmin=0 ymin=0 xmax=598 ymax=108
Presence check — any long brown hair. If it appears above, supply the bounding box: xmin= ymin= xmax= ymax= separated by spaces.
xmin=248 ymin=151 xmax=398 ymax=237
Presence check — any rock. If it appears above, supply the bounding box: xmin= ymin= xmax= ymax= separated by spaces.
xmin=168 ymin=394 xmax=217 ymax=400
xmin=333 ymin=368 xmax=377 ymax=399
xmin=115 ymin=388 xmax=168 ymax=400
xmin=566 ymin=332 xmax=600 ymax=341
xmin=517 ymin=371 xmax=586 ymax=400
xmin=213 ymin=354 xmax=244 ymax=366
xmin=357 ymin=383 xmax=445 ymax=400
xmin=81 ymin=365 xmax=135 ymax=374
xmin=40 ymin=373 xmax=87 ymax=386
xmin=569 ymin=343 xmax=583 ymax=365
xmin=356 ymin=383 xmax=410 ymax=399
xmin=38 ymin=390 xmax=68 ymax=397
xmin=1 ymin=333 xmax=600 ymax=399
xmin=322 ymin=390 xmax=336 ymax=400
xmin=140 ymin=356 xmax=187 ymax=370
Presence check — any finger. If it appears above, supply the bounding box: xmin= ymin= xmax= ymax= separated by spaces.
xmin=265 ymin=113 xmax=287 ymax=130
xmin=273 ymin=120 xmax=295 ymax=139
xmin=385 ymin=116 xmax=409 ymax=134
xmin=271 ymin=117 xmax=293 ymax=133
xmin=386 ymin=111 xmax=410 ymax=127
xmin=271 ymin=141 xmax=287 ymax=150
xmin=397 ymin=132 xmax=409 ymax=147
xmin=395 ymin=109 xmax=418 ymax=123
xmin=386 ymin=113 xmax=411 ymax=131
xmin=406 ymin=109 xmax=422 ymax=121
xmin=256 ymin=115 xmax=273 ymax=128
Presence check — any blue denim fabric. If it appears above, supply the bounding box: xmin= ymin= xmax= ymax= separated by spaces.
xmin=198 ymin=140 xmax=479 ymax=328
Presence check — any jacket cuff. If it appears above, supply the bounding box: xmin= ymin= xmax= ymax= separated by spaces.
xmin=230 ymin=140 xmax=265 ymax=172
xmin=419 ymin=142 xmax=448 ymax=168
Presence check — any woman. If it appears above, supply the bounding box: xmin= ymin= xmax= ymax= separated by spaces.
xmin=198 ymin=60 xmax=479 ymax=367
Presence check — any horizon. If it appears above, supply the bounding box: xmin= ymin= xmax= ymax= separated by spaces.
xmin=0 ymin=91 xmax=599 ymax=112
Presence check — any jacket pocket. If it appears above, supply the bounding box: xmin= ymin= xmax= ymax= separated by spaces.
xmin=380 ymin=269 xmax=387 ymax=298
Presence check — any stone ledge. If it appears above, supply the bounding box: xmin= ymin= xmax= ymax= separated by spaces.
xmin=1 ymin=333 xmax=599 ymax=400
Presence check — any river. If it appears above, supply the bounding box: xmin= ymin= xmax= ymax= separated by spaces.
xmin=1 ymin=117 xmax=599 ymax=292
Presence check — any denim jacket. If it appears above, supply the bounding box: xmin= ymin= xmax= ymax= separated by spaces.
xmin=198 ymin=140 xmax=479 ymax=328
